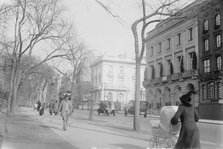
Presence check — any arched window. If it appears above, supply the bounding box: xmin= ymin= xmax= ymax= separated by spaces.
xmin=215 ymin=13 xmax=221 ymax=26
xmin=107 ymin=92 xmax=113 ymax=101
xmin=118 ymin=93 xmax=124 ymax=103
xmin=207 ymin=82 xmax=215 ymax=100
xmin=203 ymin=19 xmax=208 ymax=31
xmin=175 ymin=86 xmax=182 ymax=105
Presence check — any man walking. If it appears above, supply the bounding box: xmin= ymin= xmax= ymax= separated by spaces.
xmin=59 ymin=95 xmax=72 ymax=131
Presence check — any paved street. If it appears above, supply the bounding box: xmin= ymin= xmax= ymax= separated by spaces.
xmin=0 ymin=107 xmax=223 ymax=149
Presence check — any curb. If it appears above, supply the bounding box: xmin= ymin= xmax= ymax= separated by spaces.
xmin=147 ymin=115 xmax=223 ymax=125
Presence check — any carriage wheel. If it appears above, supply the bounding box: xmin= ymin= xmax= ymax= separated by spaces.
xmin=166 ymin=138 xmax=175 ymax=148
xmin=149 ymin=137 xmax=158 ymax=148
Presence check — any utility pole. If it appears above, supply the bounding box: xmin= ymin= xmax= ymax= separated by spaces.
xmin=89 ymin=88 xmax=93 ymax=120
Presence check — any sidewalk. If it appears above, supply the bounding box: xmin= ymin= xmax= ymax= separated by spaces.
xmin=0 ymin=108 xmax=77 ymax=149
xmin=28 ymin=108 xmax=152 ymax=149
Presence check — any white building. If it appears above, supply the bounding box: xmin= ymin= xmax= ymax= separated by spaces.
xmin=91 ymin=54 xmax=146 ymax=110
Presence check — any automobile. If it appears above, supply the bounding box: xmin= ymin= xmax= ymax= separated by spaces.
xmin=124 ymin=100 xmax=148 ymax=118
xmin=97 ymin=101 xmax=115 ymax=116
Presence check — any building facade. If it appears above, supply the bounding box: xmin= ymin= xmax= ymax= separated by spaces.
xmin=91 ymin=54 xmax=146 ymax=110
xmin=144 ymin=2 xmax=200 ymax=115
xmin=198 ymin=0 xmax=223 ymax=120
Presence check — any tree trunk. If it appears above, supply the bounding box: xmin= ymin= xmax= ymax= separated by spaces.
xmin=134 ymin=60 xmax=141 ymax=131
xmin=71 ymin=67 xmax=76 ymax=109
xmin=10 ymin=70 xmax=22 ymax=114
xmin=88 ymin=98 xmax=93 ymax=120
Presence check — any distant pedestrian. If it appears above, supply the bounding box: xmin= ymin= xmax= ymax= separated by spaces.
xmin=171 ymin=84 xmax=200 ymax=149
xmin=54 ymin=100 xmax=59 ymax=116
xmin=49 ymin=100 xmax=53 ymax=115
xmin=59 ymin=95 xmax=72 ymax=131
xmin=37 ymin=100 xmax=41 ymax=111
xmin=39 ymin=103 xmax=45 ymax=116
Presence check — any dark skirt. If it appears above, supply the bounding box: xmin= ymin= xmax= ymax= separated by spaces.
xmin=175 ymin=123 xmax=200 ymax=149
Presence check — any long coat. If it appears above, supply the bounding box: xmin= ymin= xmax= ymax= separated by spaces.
xmin=171 ymin=93 xmax=200 ymax=149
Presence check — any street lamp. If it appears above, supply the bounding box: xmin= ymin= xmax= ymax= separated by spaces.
xmin=88 ymin=87 xmax=94 ymax=120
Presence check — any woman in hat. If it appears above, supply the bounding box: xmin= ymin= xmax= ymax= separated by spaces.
xmin=171 ymin=84 xmax=200 ymax=149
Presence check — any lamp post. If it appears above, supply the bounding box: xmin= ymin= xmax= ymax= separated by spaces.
xmin=88 ymin=88 xmax=93 ymax=120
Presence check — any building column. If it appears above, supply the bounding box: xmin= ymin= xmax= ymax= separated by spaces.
xmin=101 ymin=84 xmax=105 ymax=101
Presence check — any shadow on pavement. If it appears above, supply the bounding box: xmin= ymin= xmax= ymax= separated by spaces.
xmin=69 ymin=124 xmax=149 ymax=142
xmin=111 ymin=143 xmax=146 ymax=149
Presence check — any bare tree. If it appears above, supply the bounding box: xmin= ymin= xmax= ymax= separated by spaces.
xmin=94 ymin=0 xmax=190 ymax=131
xmin=54 ymin=32 xmax=89 ymax=109
xmin=0 ymin=0 xmax=72 ymax=115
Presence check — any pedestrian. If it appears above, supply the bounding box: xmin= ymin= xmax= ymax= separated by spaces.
xmin=37 ymin=100 xmax=41 ymax=111
xmin=54 ymin=100 xmax=59 ymax=116
xmin=59 ymin=95 xmax=72 ymax=131
xmin=39 ymin=103 xmax=45 ymax=116
xmin=49 ymin=100 xmax=53 ymax=115
xmin=171 ymin=84 xmax=200 ymax=149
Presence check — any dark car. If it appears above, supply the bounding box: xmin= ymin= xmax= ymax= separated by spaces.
xmin=124 ymin=100 xmax=148 ymax=118
xmin=97 ymin=101 xmax=115 ymax=116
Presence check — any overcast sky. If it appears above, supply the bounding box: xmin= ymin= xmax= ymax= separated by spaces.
xmin=61 ymin=0 xmax=195 ymax=58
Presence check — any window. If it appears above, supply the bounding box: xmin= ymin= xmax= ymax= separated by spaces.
xmin=118 ymin=78 xmax=124 ymax=87
xmin=204 ymin=59 xmax=210 ymax=73
xmin=95 ymin=76 xmax=97 ymax=85
xmin=99 ymin=74 xmax=101 ymax=84
xmin=216 ymin=34 xmax=221 ymax=48
xmin=167 ymin=60 xmax=171 ymax=75
xmin=167 ymin=38 xmax=171 ymax=50
xmin=177 ymin=33 xmax=181 ymax=46
xmin=203 ymin=19 xmax=208 ymax=31
xmin=188 ymin=27 xmax=193 ymax=41
xmin=188 ymin=52 xmax=193 ymax=70
xmin=207 ymin=82 xmax=215 ymax=100
xmin=217 ymin=56 xmax=222 ymax=71
xmin=150 ymin=46 xmax=154 ymax=57
xmin=217 ymin=82 xmax=221 ymax=99
xmin=119 ymin=66 xmax=124 ymax=74
xmin=204 ymin=39 xmax=209 ymax=51
xmin=177 ymin=56 xmax=181 ymax=73
xmin=158 ymin=63 xmax=163 ymax=77
xmin=108 ymin=65 xmax=113 ymax=74
xmin=107 ymin=77 xmax=113 ymax=86
xmin=202 ymin=84 xmax=206 ymax=101
xmin=158 ymin=42 xmax=162 ymax=54
xmin=215 ymin=13 xmax=221 ymax=26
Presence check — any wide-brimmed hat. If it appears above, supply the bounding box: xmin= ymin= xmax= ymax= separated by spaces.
xmin=180 ymin=91 xmax=196 ymax=106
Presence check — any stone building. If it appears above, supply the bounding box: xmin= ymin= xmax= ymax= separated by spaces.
xmin=198 ymin=0 xmax=223 ymax=120
xmin=91 ymin=54 xmax=146 ymax=110
xmin=143 ymin=1 xmax=200 ymax=115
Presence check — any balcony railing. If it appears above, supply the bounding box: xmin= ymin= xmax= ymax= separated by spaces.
xmin=143 ymin=70 xmax=198 ymax=86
